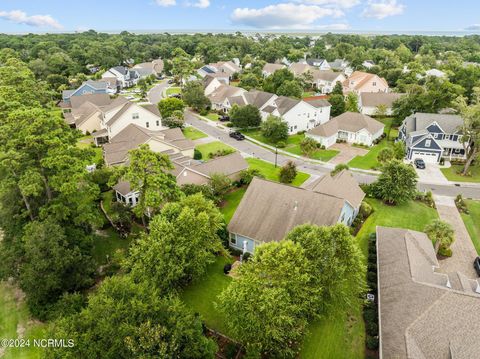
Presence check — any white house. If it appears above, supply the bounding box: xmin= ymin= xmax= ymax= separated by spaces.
xmin=306 ymin=112 xmax=384 ymax=148
xmin=303 ymin=58 xmax=331 ymax=71
xmin=359 ymin=92 xmax=404 ymax=116
xmin=311 ymin=70 xmax=346 ymax=94
xmin=102 ymin=66 xmax=139 ymax=88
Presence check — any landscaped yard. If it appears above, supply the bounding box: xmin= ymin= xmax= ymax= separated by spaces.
xmin=242 ymin=129 xmax=339 ymax=162
xmin=460 ymin=200 xmax=480 ymax=254
xmin=77 ymin=135 xmax=103 ymax=164
xmin=195 ymin=141 xmax=235 ymax=160
xmin=246 ymin=158 xmax=310 ymax=186
xmin=441 ymin=164 xmax=480 ymax=183
xmin=205 ymin=112 xmax=219 ymax=121
xmin=220 ymin=188 xmax=247 ymax=223
xmin=165 ymin=87 xmax=181 ymax=96
xmin=181 ymin=256 xmax=234 ymax=337
xmin=93 ymin=227 xmax=133 ymax=266
xmin=182 ymin=126 xmax=208 ymax=140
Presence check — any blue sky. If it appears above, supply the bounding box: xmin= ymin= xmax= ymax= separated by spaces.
xmin=0 ymin=0 xmax=479 ymax=33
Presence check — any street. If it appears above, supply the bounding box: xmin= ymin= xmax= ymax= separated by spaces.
xmin=147 ymin=80 xmax=170 ymax=104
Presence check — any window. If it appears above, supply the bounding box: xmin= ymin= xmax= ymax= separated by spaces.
xmin=230 ymin=233 xmax=236 ymax=245
xmin=128 ymin=197 xmax=133 ymax=205
xmin=156 ymin=120 xmax=160 ymax=126
xmin=132 ymin=113 xmax=139 ymax=119
xmin=433 ymin=133 xmax=438 ymax=138
xmin=146 ymin=122 xmax=149 ymax=128
xmin=425 ymin=139 xmax=431 ymax=147
xmin=454 ymin=148 xmax=461 ymax=154
xmin=372 ymin=82 xmax=377 ymax=86
xmin=294 ymin=125 xmax=297 ymax=129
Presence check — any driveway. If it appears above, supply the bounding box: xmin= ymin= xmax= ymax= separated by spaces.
xmin=329 ymin=143 xmax=368 ymax=165
xmin=415 ymin=163 xmax=449 ymax=185
xmin=434 ymin=195 xmax=478 ymax=278
xmin=147 ymin=81 xmax=170 ymax=104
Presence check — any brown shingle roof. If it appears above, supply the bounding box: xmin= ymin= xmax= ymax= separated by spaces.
xmin=70 ymin=93 xmax=111 ymax=109
xmin=274 ymin=96 xmax=300 ymax=115
xmin=360 ymin=92 xmax=404 ymax=108
xmin=343 ymin=71 xmax=388 ymax=91
xmin=307 ymin=112 xmax=384 ymax=137
xmin=228 ymin=177 xmax=345 ymax=244
xmin=192 ymin=152 xmax=248 ymax=177
xmin=262 ymin=63 xmax=286 ymax=74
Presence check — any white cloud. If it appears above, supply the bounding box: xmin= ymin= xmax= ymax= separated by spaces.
xmin=231 ymin=3 xmax=343 ymax=29
xmin=0 ymin=10 xmax=62 ymax=29
xmin=190 ymin=0 xmax=210 ymax=8
xmin=465 ymin=24 xmax=480 ymax=31
xmin=155 ymin=0 xmax=176 ymax=7
xmin=298 ymin=0 xmax=360 ymax=8
xmin=316 ymin=23 xmax=350 ymax=30
xmin=362 ymin=0 xmax=404 ymax=19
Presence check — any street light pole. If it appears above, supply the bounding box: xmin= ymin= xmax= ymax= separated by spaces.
xmin=275 ymin=145 xmax=278 ymax=168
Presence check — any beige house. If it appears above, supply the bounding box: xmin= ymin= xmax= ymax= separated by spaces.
xmin=262 ymin=63 xmax=286 ymax=77
xmin=359 ymin=92 xmax=404 ymax=116
xmin=311 ymin=70 xmax=346 ymax=94
xmin=343 ymin=71 xmax=389 ymax=94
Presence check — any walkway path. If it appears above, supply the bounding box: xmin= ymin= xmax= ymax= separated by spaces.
xmin=434 ymin=195 xmax=478 ymax=278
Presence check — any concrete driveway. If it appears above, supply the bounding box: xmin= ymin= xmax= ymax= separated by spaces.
xmin=329 ymin=143 xmax=368 ymax=165
xmin=434 ymin=195 xmax=478 ymax=278
xmin=415 ymin=163 xmax=449 ymax=185
xmin=147 ymin=81 xmax=170 ymax=104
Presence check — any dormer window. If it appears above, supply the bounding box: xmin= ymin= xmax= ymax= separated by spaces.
xmin=372 ymin=82 xmax=377 ymax=86
xmin=146 ymin=122 xmax=149 ymax=128
xmin=132 ymin=113 xmax=139 ymax=119
xmin=425 ymin=139 xmax=431 ymax=147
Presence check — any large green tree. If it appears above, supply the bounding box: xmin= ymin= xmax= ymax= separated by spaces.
xmin=182 ymin=80 xmax=211 ymax=111
xmin=371 ymin=160 xmax=418 ymax=205
xmin=260 ymin=115 xmax=289 ymax=144
xmin=424 ymin=219 xmax=455 ymax=255
xmin=456 ymin=88 xmax=480 ymax=175
xmin=230 ymin=104 xmax=261 ymax=128
xmin=158 ymin=97 xmax=185 ymax=118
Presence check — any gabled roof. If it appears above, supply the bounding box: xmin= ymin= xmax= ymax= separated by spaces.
xmin=343 ymin=71 xmax=388 ymax=91
xmin=262 ymin=63 xmax=286 ymax=74
xmin=208 ymin=84 xmax=245 ymax=104
xmin=192 ymin=152 xmax=248 ymax=177
xmin=360 ymin=92 xmax=404 ymax=108
xmin=307 ymin=112 xmax=384 ymax=137
xmin=228 ymin=177 xmax=346 ymax=244
xmin=70 ymin=93 xmax=112 ymax=109
xmin=376 ymin=226 xmax=480 ymax=359
xmin=311 ymin=69 xmax=343 ymax=82
xmin=273 ymin=96 xmax=300 ymax=116
xmin=243 ymin=90 xmax=276 ymax=108
xmin=288 ymin=62 xmax=312 ymax=76
xmin=304 ymin=98 xmax=331 ymax=108
xmin=402 ymin=113 xmax=463 ymax=135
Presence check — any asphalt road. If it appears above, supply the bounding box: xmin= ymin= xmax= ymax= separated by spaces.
xmin=185 ymin=110 xmax=480 ymax=199
xmin=147 ymin=81 xmax=170 ymax=104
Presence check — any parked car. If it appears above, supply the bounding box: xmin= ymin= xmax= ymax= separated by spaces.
xmin=229 ymin=131 xmax=245 ymax=141
xmin=414 ymin=158 xmax=426 ymax=169
xmin=169 ymin=93 xmax=182 ymax=99
xmin=474 ymin=257 xmax=480 ymax=276
xmin=219 ymin=115 xmax=230 ymax=122
xmin=167 ymin=79 xmax=174 ymax=84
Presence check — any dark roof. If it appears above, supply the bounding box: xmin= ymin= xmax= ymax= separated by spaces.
xmin=274 ymin=96 xmax=300 ymax=115
xmin=403 ymin=113 xmax=463 ymax=135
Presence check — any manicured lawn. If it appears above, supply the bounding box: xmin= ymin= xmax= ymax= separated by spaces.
xmin=220 ymin=188 xmax=246 ymax=223
xmin=242 ymin=129 xmax=339 ymax=162
xmin=92 ymin=227 xmax=132 ymax=266
xmin=246 ymin=158 xmax=310 ymax=186
xmin=195 ymin=141 xmax=235 ymax=160
xmin=441 ymin=165 xmax=480 ymax=183
xmin=205 ymin=112 xmax=219 ymax=121
xmin=461 ymin=200 xmax=480 ymax=254
xmin=77 ymin=136 xmax=103 ymax=164
xmin=302 ymin=91 xmax=316 ymax=98
xmin=166 ymin=87 xmax=181 ymax=95
xmin=181 ymin=256 xmax=234 ymax=337
xmin=0 ymin=282 xmax=47 ymax=359
xmin=182 ymin=126 xmax=208 ymax=140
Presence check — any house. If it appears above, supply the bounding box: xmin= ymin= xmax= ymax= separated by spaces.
xmin=398 ymin=112 xmax=466 ymax=163
xmin=228 ymin=176 xmax=363 ymax=253
xmin=329 ymin=59 xmax=353 ymax=76
xmin=288 ymin=62 xmax=313 ymax=77
xmin=425 ymin=68 xmax=446 ymax=78
xmin=206 ymin=84 xmax=246 ymax=112
xmin=197 ymin=61 xmax=241 ymax=80
xmin=262 ymin=63 xmax=286 ymax=77
xmin=103 ymin=124 xmax=195 ymax=166
xmin=114 ymin=152 xmax=248 ymax=206
xmin=359 ymin=92 xmax=404 ymax=116
xmin=376 ymin=226 xmax=480 ymax=359
xmin=303 ymin=58 xmax=331 ymax=71
xmin=60 ymin=92 xmax=112 ymax=115
xmin=306 ymin=112 xmax=384 ymax=148
xmin=362 ymin=60 xmax=375 ymax=69
xmin=132 ymin=59 xmax=164 ymax=78
xmin=311 ymin=70 xmax=346 ymax=93
xmin=204 ymin=75 xmax=225 ymax=96
xmin=61 ymin=80 xmax=114 ymax=105
xmin=102 ymin=66 xmax=139 ymax=88
xmin=343 ymin=71 xmax=389 ymax=94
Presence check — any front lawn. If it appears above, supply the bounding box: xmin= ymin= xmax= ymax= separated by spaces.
xmin=205 ymin=112 xmax=219 ymax=121
xmin=181 ymin=256 xmax=234 ymax=337
xmin=195 ymin=141 xmax=235 ymax=160
xmin=242 ymin=129 xmax=339 ymax=162
xmin=182 ymin=126 xmax=208 ymax=140
xmin=220 ymin=188 xmax=247 ymax=223
xmin=165 ymin=87 xmax=181 ymax=96
xmin=441 ymin=165 xmax=480 ymax=183
xmin=246 ymin=158 xmax=310 ymax=186
xmin=460 ymin=200 xmax=480 ymax=254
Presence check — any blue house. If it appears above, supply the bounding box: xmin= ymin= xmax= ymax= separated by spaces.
xmin=227 ymin=174 xmax=364 ymax=254
xmin=62 ymin=80 xmax=111 ymax=105
xmin=399 ymin=112 xmax=467 ymax=163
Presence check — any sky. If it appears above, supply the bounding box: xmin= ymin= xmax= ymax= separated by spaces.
xmin=0 ymin=0 xmax=479 ymax=34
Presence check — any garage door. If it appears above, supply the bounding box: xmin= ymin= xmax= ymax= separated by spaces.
xmin=411 ymin=151 xmax=439 ymax=163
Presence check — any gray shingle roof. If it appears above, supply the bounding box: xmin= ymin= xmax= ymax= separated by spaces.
xmin=360 ymin=92 xmax=404 ymax=108
xmin=307 ymin=112 xmax=384 ymax=137
xmin=403 ymin=112 xmax=464 ymax=135
xmin=274 ymin=96 xmax=300 ymax=116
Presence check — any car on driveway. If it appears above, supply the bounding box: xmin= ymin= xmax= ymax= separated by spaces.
xmin=219 ymin=115 xmax=230 ymax=122
xmin=474 ymin=257 xmax=480 ymax=277
xmin=229 ymin=131 xmax=245 ymax=141
xmin=414 ymin=158 xmax=426 ymax=169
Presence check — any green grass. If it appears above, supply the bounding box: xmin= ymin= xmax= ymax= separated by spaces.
xmin=182 ymin=127 xmax=208 ymax=140
xmin=0 ymin=282 xmax=47 ymax=359
xmin=461 ymin=200 xmax=480 ymax=254
xmin=242 ymin=129 xmax=339 ymax=162
xmin=166 ymin=87 xmax=181 ymax=95
xmin=92 ymin=227 xmax=132 ymax=265
xmin=181 ymin=256 xmax=234 ymax=337
xmin=441 ymin=165 xmax=480 ymax=183
xmin=205 ymin=112 xmax=219 ymax=121
xmin=302 ymin=91 xmax=316 ymax=98
xmin=246 ymin=158 xmax=310 ymax=186
xmin=195 ymin=141 xmax=235 ymax=160
xmin=77 ymin=136 xmax=103 ymax=164
xmin=220 ymin=188 xmax=246 ymax=223
xmin=301 ymin=198 xmax=438 ymax=358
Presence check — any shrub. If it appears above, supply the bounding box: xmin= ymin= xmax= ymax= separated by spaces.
xmin=455 ymin=194 xmax=469 ymax=214
xmin=366 ymin=321 xmax=378 ymax=336
xmin=180 ymin=183 xmax=216 ymax=201
xmin=279 ymin=161 xmax=297 ymax=184
xmin=276 ymin=140 xmax=286 ymax=148
xmin=438 ymin=247 xmax=453 ymax=257
xmin=193 ymin=148 xmax=202 ymax=160
xmin=363 ymin=308 xmax=377 ymax=323
xmin=208 ymin=148 xmax=235 ymax=159
xmin=330 ymin=163 xmax=349 ymax=176
xmin=242 ymin=252 xmax=251 ymax=262
xmin=240 ymin=168 xmax=264 ymax=185
xmin=209 ymin=173 xmax=232 ymax=201
xmin=359 ymin=201 xmax=373 ymax=220
xmin=199 ymin=108 xmax=209 ymax=116
xmin=366 ymin=336 xmax=379 ymax=350
xmin=225 ymin=122 xmax=234 ymax=128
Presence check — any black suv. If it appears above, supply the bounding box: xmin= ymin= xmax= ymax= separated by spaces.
xmin=219 ymin=115 xmax=230 ymax=122
xmin=474 ymin=257 xmax=480 ymax=277
xmin=414 ymin=158 xmax=426 ymax=169
xmin=229 ymin=131 xmax=245 ymax=141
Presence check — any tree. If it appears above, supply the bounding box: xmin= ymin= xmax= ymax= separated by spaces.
xmin=456 ymin=88 xmax=480 ymax=175
xmin=332 ymin=81 xmax=344 ymax=95
xmin=218 ymin=241 xmax=314 ymax=357
xmin=279 ymin=161 xmax=297 ymax=183
xmin=285 ymin=224 xmax=366 ymax=314
xmin=158 ymin=97 xmax=185 ymax=118
xmin=263 ymin=68 xmax=295 ymax=93
xmin=238 ymin=73 xmax=260 ymax=91
xmin=371 ymin=160 xmax=418 ymax=205
xmin=170 ymin=47 xmax=194 ymax=84
xmin=329 ymin=94 xmax=346 ymax=117
xmin=111 ymin=144 xmax=181 ymax=226
xmin=239 ymin=168 xmax=264 ymax=185
xmin=163 ymin=110 xmax=185 ymax=128
xmin=377 ymin=147 xmax=395 ymax=163
xmin=424 ymin=219 xmax=455 ymax=255
xmin=183 ymin=80 xmax=211 ymax=111
xmin=277 ymin=80 xmax=303 ymax=98
xmin=127 ymin=194 xmax=225 ymax=292
xmin=345 ymin=92 xmax=359 ymax=112
xmin=374 ymin=104 xmax=388 ymax=117
xmin=300 ymin=137 xmax=318 ymax=158
xmin=46 ymin=276 xmax=217 ymax=359
xmin=260 ymin=115 xmax=289 ymax=144
xmin=230 ymin=104 xmax=261 ymax=128
xmin=392 ymin=141 xmax=405 ymax=159
xmin=20 ymin=220 xmax=95 ymax=319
